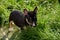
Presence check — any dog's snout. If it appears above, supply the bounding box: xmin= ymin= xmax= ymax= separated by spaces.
xmin=32 ymin=22 xmax=35 ymax=27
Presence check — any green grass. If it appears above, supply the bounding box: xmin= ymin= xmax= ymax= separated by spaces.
xmin=0 ymin=0 xmax=60 ymax=40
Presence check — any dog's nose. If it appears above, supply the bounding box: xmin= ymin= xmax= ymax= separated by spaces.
xmin=32 ymin=22 xmax=35 ymax=27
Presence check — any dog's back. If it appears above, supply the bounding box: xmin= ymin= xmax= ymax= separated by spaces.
xmin=9 ymin=10 xmax=25 ymax=27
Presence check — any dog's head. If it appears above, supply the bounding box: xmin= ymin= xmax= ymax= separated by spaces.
xmin=24 ymin=7 xmax=38 ymax=27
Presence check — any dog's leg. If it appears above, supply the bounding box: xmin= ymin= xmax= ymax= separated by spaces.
xmin=9 ymin=21 xmax=14 ymax=31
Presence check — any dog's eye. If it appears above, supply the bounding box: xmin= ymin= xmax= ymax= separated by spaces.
xmin=34 ymin=16 xmax=36 ymax=18
xmin=30 ymin=17 xmax=32 ymax=19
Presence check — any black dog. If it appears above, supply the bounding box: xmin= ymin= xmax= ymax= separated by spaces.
xmin=9 ymin=7 xmax=38 ymax=30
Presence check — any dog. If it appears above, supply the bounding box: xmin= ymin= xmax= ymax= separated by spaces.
xmin=9 ymin=7 xmax=38 ymax=30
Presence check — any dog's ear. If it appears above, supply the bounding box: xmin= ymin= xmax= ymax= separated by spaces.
xmin=33 ymin=6 xmax=38 ymax=13
xmin=23 ymin=9 xmax=28 ymax=13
